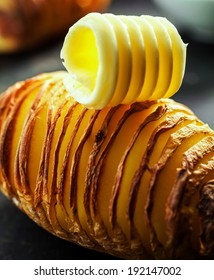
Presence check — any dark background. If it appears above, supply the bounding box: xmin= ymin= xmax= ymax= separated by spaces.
xmin=0 ymin=0 xmax=213 ymax=259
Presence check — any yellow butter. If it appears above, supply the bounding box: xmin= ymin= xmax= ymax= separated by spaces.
xmin=61 ymin=13 xmax=187 ymax=109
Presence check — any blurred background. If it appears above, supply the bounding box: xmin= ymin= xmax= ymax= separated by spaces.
xmin=0 ymin=0 xmax=214 ymax=259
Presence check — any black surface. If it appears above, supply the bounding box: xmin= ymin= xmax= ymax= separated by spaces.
xmin=0 ymin=0 xmax=214 ymax=260
xmin=0 ymin=195 xmax=118 ymax=260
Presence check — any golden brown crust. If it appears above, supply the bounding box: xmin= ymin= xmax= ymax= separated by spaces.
xmin=198 ymin=180 xmax=214 ymax=257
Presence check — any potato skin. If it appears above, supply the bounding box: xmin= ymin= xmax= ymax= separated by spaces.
xmin=0 ymin=71 xmax=214 ymax=259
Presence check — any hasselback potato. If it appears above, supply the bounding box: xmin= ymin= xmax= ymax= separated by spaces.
xmin=0 ymin=0 xmax=111 ymax=53
xmin=0 ymin=71 xmax=214 ymax=259
xmin=1 ymin=13 xmax=214 ymax=259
